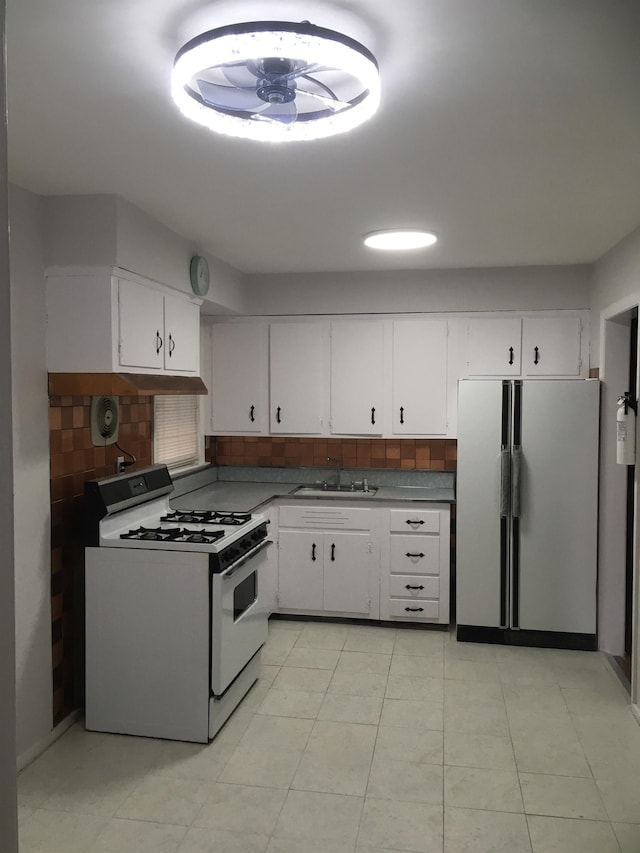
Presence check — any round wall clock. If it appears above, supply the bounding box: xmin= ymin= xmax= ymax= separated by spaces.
xmin=189 ymin=254 xmax=210 ymax=296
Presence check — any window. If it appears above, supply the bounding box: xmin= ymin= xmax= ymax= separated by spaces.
xmin=154 ymin=395 xmax=203 ymax=472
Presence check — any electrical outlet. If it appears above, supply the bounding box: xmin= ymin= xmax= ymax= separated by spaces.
xmin=116 ymin=456 xmax=125 ymax=474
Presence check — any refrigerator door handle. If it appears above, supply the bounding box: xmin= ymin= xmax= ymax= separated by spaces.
xmin=499 ymin=448 xmax=511 ymax=517
xmin=511 ymin=446 xmax=522 ymax=519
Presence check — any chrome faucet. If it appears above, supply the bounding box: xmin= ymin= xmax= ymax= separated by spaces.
xmin=327 ymin=456 xmax=341 ymax=488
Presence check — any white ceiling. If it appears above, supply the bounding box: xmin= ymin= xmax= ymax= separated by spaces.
xmin=7 ymin=0 xmax=640 ymax=275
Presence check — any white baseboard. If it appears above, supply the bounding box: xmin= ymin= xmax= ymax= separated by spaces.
xmin=17 ymin=710 xmax=81 ymax=772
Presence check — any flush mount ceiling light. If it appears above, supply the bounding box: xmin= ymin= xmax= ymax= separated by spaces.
xmin=171 ymin=20 xmax=380 ymax=142
xmin=364 ymin=230 xmax=438 ymax=250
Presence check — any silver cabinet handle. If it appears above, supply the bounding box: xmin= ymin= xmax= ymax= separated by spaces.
xmin=500 ymin=448 xmax=511 ymax=517
xmin=512 ymin=447 xmax=522 ymax=518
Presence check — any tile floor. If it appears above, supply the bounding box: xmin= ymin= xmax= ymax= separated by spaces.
xmin=18 ymin=620 xmax=640 ymax=852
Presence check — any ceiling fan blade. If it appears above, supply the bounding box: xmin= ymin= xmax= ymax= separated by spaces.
xmin=221 ymin=61 xmax=262 ymax=88
xmin=196 ymin=79 xmax=264 ymax=111
xmin=252 ymin=100 xmax=298 ymax=125
xmin=295 ymin=88 xmax=350 ymax=112
xmin=282 ymin=62 xmax=328 ymax=81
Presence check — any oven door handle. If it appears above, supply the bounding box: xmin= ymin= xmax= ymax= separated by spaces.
xmin=220 ymin=539 xmax=273 ymax=579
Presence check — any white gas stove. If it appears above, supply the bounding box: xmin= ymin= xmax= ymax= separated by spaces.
xmin=84 ymin=465 xmax=271 ymax=743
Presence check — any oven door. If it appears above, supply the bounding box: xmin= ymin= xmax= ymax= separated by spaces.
xmin=211 ymin=539 xmax=271 ymax=696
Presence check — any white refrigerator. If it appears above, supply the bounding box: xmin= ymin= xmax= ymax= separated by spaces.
xmin=456 ymin=379 xmax=599 ymax=649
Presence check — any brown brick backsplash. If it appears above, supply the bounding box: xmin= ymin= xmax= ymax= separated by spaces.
xmin=214 ymin=436 xmax=456 ymax=471
xmin=49 ymin=394 xmax=154 ymax=726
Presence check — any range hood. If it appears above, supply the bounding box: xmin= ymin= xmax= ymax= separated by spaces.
xmin=48 ymin=373 xmax=208 ymax=397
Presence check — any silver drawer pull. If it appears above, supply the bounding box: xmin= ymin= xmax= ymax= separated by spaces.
xmin=405 ymin=606 xmax=424 ymax=612
xmin=405 ymin=584 xmax=424 ymax=591
xmin=405 ymin=552 xmax=425 ymax=558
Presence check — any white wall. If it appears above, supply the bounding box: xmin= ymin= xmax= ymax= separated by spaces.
xmin=0 ymin=0 xmax=19 ymax=844
xmin=116 ymin=197 xmax=248 ymax=314
xmin=246 ymin=264 xmax=593 ymax=317
xmin=591 ymin=225 xmax=640 ymax=363
xmin=10 ymin=184 xmax=52 ymax=759
xmin=43 ymin=193 xmax=248 ymax=315
xmin=591 ymin=224 xmax=640 ymax=705
xmin=44 ymin=194 xmax=118 ymax=267
xmin=597 ymin=316 xmax=631 ymax=657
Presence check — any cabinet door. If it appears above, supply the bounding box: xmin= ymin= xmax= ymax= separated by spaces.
xmin=277 ymin=531 xmax=324 ymax=611
xmin=270 ymin=323 xmax=326 ymax=434
xmin=210 ymin=324 xmax=267 ymax=433
xmin=392 ymin=320 xmax=447 ymax=434
xmin=164 ymin=295 xmax=200 ymax=373
xmin=330 ymin=321 xmax=384 ymax=434
xmin=468 ymin=319 xmax=522 ymax=376
xmin=521 ymin=317 xmax=581 ymax=376
xmin=323 ymin=532 xmax=371 ymax=615
xmin=118 ymin=280 xmax=165 ymax=370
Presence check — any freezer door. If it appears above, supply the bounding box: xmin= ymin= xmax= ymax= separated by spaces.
xmin=457 ymin=380 xmax=508 ymax=628
xmin=516 ymin=381 xmax=599 ymax=634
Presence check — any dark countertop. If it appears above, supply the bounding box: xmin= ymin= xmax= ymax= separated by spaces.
xmin=171 ymin=480 xmax=455 ymax=513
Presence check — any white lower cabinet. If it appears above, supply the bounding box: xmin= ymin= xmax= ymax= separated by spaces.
xmin=277 ymin=505 xmax=375 ymax=617
xmin=380 ymin=504 xmax=450 ymax=624
xmin=277 ymin=531 xmax=325 ymax=611
xmin=274 ymin=500 xmax=450 ymax=624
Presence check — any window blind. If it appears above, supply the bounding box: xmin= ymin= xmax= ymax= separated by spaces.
xmin=154 ymin=395 xmax=202 ymax=472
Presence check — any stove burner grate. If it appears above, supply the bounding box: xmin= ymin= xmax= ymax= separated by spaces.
xmin=162 ymin=509 xmax=252 ymax=526
xmin=120 ymin=526 xmax=226 ymax=544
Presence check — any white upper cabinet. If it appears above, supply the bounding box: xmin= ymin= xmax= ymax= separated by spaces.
xmin=46 ymin=269 xmax=201 ymax=376
xmin=163 ymin=293 xmax=201 ymax=373
xmin=468 ymin=318 xmax=522 ymax=375
xmin=392 ymin=320 xmax=448 ymax=435
xmin=118 ymin=281 xmax=199 ymax=374
xmin=202 ymin=311 xmax=587 ymax=439
xmin=270 ymin=322 xmax=327 ymax=434
xmin=118 ymin=279 xmax=165 ymax=370
xmin=521 ymin=317 xmax=582 ymax=376
xmin=330 ymin=321 xmax=384 ymax=435
xmin=467 ymin=316 xmax=584 ymax=378
xmin=209 ymin=323 xmax=268 ymax=434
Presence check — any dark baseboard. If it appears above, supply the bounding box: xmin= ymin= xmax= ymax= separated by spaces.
xmin=457 ymin=625 xmax=597 ymax=651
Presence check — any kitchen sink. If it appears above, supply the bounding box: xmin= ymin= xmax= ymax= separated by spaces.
xmin=293 ymin=485 xmax=378 ymax=498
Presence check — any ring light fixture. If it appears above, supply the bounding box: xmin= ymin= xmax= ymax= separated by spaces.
xmin=171 ymin=20 xmax=380 ymax=142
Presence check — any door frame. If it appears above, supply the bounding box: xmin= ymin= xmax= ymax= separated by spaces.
xmin=600 ymin=295 xmax=640 ymax=716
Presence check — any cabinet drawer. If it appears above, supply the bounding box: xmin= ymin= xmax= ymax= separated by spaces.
xmin=390 ymin=509 xmax=440 ymax=533
xmin=388 ymin=599 xmax=439 ymax=620
xmin=390 ymin=536 xmax=440 ymax=575
xmin=279 ymin=505 xmax=370 ymax=530
xmin=389 ymin=575 xmax=439 ymax=599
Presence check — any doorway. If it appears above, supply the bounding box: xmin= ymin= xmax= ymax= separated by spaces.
xmin=616 ymin=310 xmax=638 ymax=682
